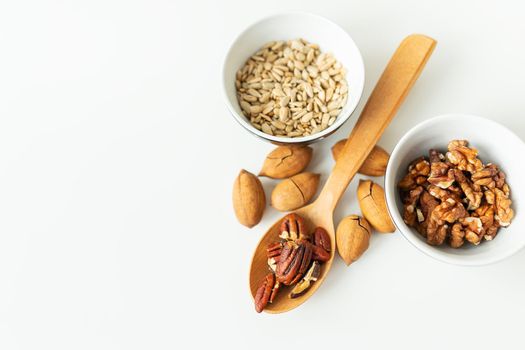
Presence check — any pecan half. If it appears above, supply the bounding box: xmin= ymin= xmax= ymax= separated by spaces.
xmin=312 ymin=244 xmax=330 ymax=262
xmin=269 ymin=281 xmax=280 ymax=303
xmin=276 ymin=241 xmax=300 ymax=284
xmin=276 ymin=240 xmax=312 ymax=285
xmin=266 ymin=241 xmax=283 ymax=271
xmin=266 ymin=242 xmax=283 ymax=258
xmin=290 ymin=242 xmax=313 ymax=285
xmin=254 ymin=273 xmax=278 ymax=313
xmin=313 ymin=227 xmax=331 ymax=252
xmin=279 ymin=213 xmax=306 ymax=241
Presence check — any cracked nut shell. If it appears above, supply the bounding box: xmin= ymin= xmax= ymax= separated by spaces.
xmin=357 ymin=180 xmax=395 ymax=233
xmin=332 ymin=140 xmax=389 ymax=176
xmin=336 ymin=215 xmax=371 ymax=265
xmin=271 ymin=172 xmax=320 ymax=211
xmin=232 ymin=169 xmax=266 ymax=228
xmin=259 ymin=145 xmax=313 ymax=179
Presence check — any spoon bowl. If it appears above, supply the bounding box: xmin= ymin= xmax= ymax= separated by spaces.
xmin=249 ymin=34 xmax=437 ymax=313
xmin=249 ymin=203 xmax=336 ymax=313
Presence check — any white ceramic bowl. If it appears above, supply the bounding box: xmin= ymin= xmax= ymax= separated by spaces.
xmin=385 ymin=114 xmax=525 ymax=266
xmin=222 ymin=12 xmax=365 ymax=144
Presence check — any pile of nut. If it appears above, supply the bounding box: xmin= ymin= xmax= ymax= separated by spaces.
xmin=398 ymin=140 xmax=514 ymax=247
xmin=232 ymin=142 xmax=393 ymax=228
xmin=235 ymin=38 xmax=348 ymax=137
xmin=232 ymin=141 xmax=397 ymax=313
xmin=254 ymin=213 xmax=331 ymax=313
xmin=232 ymin=145 xmax=318 ymax=229
xmin=332 ymin=140 xmax=396 ymax=266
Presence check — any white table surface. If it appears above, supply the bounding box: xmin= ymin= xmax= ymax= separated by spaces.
xmin=1 ymin=1 xmax=524 ymax=349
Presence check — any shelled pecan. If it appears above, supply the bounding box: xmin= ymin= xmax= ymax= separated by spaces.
xmin=254 ymin=213 xmax=331 ymax=313
xmin=254 ymin=273 xmax=280 ymax=313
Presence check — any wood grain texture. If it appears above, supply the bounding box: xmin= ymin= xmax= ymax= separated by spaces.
xmin=317 ymin=34 xmax=437 ymax=211
xmin=249 ymin=34 xmax=436 ymax=313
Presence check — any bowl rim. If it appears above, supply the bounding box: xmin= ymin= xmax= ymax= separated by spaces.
xmin=221 ymin=11 xmax=365 ymax=144
xmin=385 ymin=113 xmax=525 ymax=266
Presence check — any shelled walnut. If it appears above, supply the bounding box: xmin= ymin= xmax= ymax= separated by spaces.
xmin=398 ymin=140 xmax=514 ymax=247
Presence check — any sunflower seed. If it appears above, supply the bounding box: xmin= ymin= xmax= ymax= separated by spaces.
xmin=272 ymin=120 xmax=286 ymax=130
xmin=242 ymin=94 xmax=258 ymax=102
xmin=240 ymin=101 xmax=251 ymax=114
xmin=279 ymin=107 xmax=289 ymax=122
xmin=250 ymin=105 xmax=263 ymax=114
xmin=301 ymin=112 xmax=314 ymax=123
xmin=235 ymin=38 xmax=347 ymax=137
xmin=280 ymin=96 xmax=290 ymax=107
xmin=303 ymin=83 xmax=314 ymax=98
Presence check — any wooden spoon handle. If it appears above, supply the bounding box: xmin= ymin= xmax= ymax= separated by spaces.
xmin=316 ymin=34 xmax=436 ymax=211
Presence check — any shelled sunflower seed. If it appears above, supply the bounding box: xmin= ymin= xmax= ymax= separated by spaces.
xmin=235 ymin=38 xmax=348 ymax=138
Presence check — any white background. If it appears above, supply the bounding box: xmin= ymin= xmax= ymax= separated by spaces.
xmin=1 ymin=0 xmax=524 ymax=349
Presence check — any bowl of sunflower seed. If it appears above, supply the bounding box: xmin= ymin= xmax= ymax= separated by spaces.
xmin=222 ymin=12 xmax=365 ymax=144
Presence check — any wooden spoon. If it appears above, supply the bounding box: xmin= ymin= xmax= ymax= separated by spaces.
xmin=249 ymin=34 xmax=437 ymax=313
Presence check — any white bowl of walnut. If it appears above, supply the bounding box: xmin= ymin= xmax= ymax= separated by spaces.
xmin=385 ymin=114 xmax=525 ymax=266
xmin=222 ymin=12 xmax=365 ymax=144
